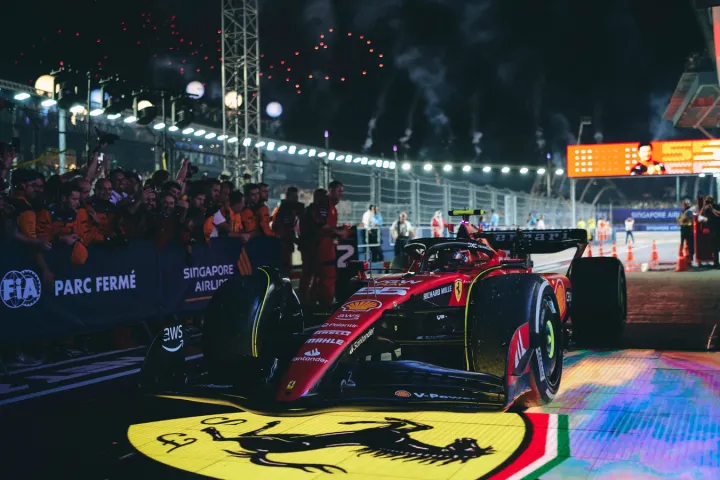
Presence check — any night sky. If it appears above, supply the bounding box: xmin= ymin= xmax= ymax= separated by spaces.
xmin=0 ymin=0 xmax=710 ymax=199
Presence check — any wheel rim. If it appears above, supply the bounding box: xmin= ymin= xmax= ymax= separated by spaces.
xmin=540 ymin=296 xmax=560 ymax=381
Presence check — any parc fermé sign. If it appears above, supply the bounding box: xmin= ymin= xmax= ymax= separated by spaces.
xmin=0 ymin=239 xmax=250 ymax=342
xmin=0 ymin=236 xmax=356 ymax=343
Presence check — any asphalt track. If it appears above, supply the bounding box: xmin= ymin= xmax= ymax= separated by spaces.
xmin=1 ymin=232 xmax=718 ymax=480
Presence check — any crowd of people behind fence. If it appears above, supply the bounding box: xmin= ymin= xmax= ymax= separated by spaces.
xmin=0 ymin=145 xmax=361 ymax=366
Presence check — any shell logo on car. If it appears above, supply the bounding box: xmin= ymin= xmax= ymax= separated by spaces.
xmin=128 ymin=410 xmax=569 ymax=479
xmin=341 ymin=299 xmax=382 ymax=312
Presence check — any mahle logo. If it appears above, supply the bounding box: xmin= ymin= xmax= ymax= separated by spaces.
xmin=1 ymin=270 xmax=41 ymax=309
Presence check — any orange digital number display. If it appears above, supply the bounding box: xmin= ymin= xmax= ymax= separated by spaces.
xmin=566 ymin=140 xmax=720 ymax=178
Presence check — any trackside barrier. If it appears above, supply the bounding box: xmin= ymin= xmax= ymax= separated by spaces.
xmin=0 ymin=236 xmax=361 ymax=345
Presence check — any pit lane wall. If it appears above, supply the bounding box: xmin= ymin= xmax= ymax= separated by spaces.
xmin=0 ymin=234 xmax=358 ymax=344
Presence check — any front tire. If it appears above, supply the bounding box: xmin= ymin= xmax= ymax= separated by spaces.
xmin=202 ymin=267 xmax=300 ymax=381
xmin=466 ymin=274 xmax=563 ymax=408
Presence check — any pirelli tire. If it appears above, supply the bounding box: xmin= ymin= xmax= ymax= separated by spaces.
xmin=202 ymin=267 xmax=299 ymax=380
xmin=466 ymin=274 xmax=563 ymax=408
xmin=568 ymin=256 xmax=627 ymax=345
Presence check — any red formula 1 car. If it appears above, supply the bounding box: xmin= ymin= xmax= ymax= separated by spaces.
xmin=141 ymin=210 xmax=627 ymax=413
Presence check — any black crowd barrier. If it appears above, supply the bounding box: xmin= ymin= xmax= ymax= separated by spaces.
xmin=0 ymin=232 xmax=358 ymax=344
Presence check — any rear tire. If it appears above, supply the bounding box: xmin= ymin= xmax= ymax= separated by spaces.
xmin=466 ymin=274 xmax=563 ymax=407
xmin=568 ymin=257 xmax=627 ymax=346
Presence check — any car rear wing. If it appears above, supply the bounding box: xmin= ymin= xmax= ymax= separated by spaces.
xmin=478 ymin=228 xmax=588 ymax=258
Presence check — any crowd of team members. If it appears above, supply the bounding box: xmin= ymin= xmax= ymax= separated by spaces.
xmin=0 ymin=152 xmax=352 ymax=307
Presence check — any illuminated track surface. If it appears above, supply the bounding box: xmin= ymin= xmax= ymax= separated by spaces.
xmin=0 ymin=270 xmax=718 ymax=479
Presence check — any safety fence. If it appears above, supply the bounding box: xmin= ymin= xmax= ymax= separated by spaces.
xmin=327 ymin=165 xmax=597 ymax=229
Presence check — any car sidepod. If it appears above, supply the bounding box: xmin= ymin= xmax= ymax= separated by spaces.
xmin=465 ymin=274 xmax=563 ymax=409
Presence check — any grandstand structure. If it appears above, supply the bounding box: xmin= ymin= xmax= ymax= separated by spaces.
xmin=664 ymin=3 xmax=720 ymax=136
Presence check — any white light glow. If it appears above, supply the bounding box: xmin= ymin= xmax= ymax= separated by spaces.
xmin=289 ymin=145 xmax=297 ymax=154
xmin=298 ymin=148 xmax=308 ymax=155
xmin=520 ymin=167 xmax=529 ymax=174
xmin=182 ymin=127 xmax=194 ymax=134
xmin=14 ymin=93 xmax=31 ymax=101
xmin=501 ymin=166 xmax=510 ymax=173
xmin=267 ymin=142 xmax=275 ymax=151
xmin=278 ymin=145 xmax=288 ymax=152
xmin=89 ymin=108 xmax=104 ymax=117
xmin=255 ymin=141 xmax=266 ymax=148
xmin=555 ymin=168 xmax=564 ymax=175
xmin=228 ymin=136 xmax=238 ymax=143
xmin=154 ymin=123 xmax=166 ymax=130
xmin=309 ymin=149 xmax=317 ymax=157
xmin=462 ymin=165 xmax=471 ymax=172
xmin=107 ymin=113 xmax=121 ymax=120
xmin=168 ymin=126 xmax=179 ymax=132
xmin=41 ymin=99 xmax=57 ymax=107
xmin=205 ymin=132 xmax=217 ymax=139
xmin=482 ymin=166 xmax=491 ymax=173
xmin=402 ymin=162 xmax=411 ymax=171
xmin=318 ymin=151 xmax=327 ymax=158
xmin=389 ymin=161 xmax=396 ymax=169
xmin=194 ymin=130 xmax=206 ymax=136
xmin=423 ymin=163 xmax=433 ymax=171
xmin=123 ymin=115 xmax=137 ymax=123
xmin=443 ymin=164 xmax=452 ymax=172
xmin=242 ymin=137 xmax=252 ymax=147
xmin=537 ymin=168 xmax=546 ymax=174
xmin=217 ymin=134 xmax=228 ymax=140
xmin=328 ymin=152 xmax=336 ymax=160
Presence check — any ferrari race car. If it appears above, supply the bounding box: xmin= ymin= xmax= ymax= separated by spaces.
xmin=140 ymin=211 xmax=627 ymax=412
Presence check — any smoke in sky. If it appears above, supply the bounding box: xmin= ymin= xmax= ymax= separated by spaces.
xmin=649 ymin=91 xmax=676 ymax=141
xmin=394 ymin=46 xmax=451 ymax=139
xmin=303 ymin=0 xmax=334 ymax=29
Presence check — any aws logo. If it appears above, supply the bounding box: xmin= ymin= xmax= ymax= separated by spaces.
xmin=1 ymin=270 xmax=41 ymax=309
xmin=128 ymin=410 xmax=569 ymax=479
xmin=161 ymin=325 xmax=184 ymax=353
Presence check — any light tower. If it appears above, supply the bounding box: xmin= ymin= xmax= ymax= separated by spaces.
xmin=221 ymin=0 xmax=262 ymax=182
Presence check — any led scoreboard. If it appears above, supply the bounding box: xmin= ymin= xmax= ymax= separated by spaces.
xmin=566 ymin=140 xmax=720 ymax=178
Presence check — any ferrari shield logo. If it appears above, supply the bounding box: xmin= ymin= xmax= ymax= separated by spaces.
xmin=129 ymin=410 xmax=568 ymax=479
xmin=454 ymin=279 xmax=463 ymax=302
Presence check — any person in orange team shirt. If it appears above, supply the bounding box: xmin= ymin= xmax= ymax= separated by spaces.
xmin=240 ymin=183 xmax=260 ymax=233
xmin=254 ymin=182 xmax=275 ymax=237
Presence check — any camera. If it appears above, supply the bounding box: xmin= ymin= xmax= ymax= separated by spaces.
xmin=95 ymin=126 xmax=119 ymax=147
xmin=186 ymin=163 xmax=200 ymax=179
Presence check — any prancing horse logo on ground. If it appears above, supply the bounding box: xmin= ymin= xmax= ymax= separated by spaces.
xmin=201 ymin=417 xmax=494 ymax=473
xmin=130 ymin=411 xmax=568 ymax=479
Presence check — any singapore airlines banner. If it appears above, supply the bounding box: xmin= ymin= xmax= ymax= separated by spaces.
xmin=0 ymin=237 xmax=291 ymax=343
xmin=567 ymin=140 xmax=720 ymax=178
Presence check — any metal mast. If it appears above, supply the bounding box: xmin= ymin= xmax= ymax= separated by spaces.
xmin=221 ymin=0 xmax=262 ymax=182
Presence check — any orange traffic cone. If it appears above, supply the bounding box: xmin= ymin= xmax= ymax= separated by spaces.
xmin=585 ymin=244 xmax=593 ymax=257
xmin=598 ymin=243 xmax=605 ymax=257
xmin=675 ymin=241 xmax=688 ymax=272
xmin=611 ymin=242 xmax=618 ymax=258
xmin=683 ymin=240 xmax=691 ymax=265
xmin=626 ymin=242 xmax=635 ymax=263
xmin=650 ymin=240 xmax=659 ymax=264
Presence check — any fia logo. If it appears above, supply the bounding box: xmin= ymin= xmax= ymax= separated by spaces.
xmin=162 ymin=325 xmax=184 ymax=352
xmin=1 ymin=270 xmax=41 ymax=309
